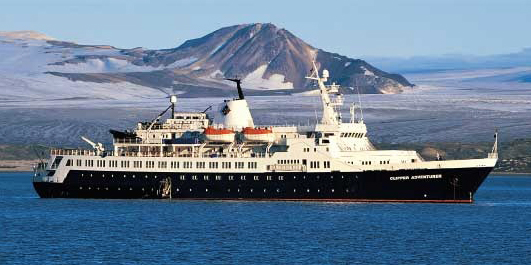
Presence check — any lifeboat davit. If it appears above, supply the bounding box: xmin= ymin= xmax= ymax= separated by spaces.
xmin=242 ymin=127 xmax=274 ymax=143
xmin=203 ymin=127 xmax=235 ymax=143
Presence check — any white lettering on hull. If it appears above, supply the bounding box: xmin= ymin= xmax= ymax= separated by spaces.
xmin=390 ymin=174 xmax=442 ymax=181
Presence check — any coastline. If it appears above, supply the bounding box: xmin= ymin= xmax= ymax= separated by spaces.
xmin=0 ymin=160 xmax=39 ymax=172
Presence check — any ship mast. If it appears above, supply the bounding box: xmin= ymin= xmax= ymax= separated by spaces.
xmin=305 ymin=61 xmax=340 ymax=125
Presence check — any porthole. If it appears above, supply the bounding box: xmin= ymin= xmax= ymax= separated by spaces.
xmin=250 ymin=189 xmax=253 ymax=193
xmin=105 ymin=187 xmax=108 ymax=190
xmin=79 ymin=187 xmax=83 ymax=190
xmin=276 ymin=188 xmax=280 ymax=193
xmin=123 ymin=174 xmax=126 ymax=178
xmin=331 ymin=189 xmax=335 ymax=193
xmin=129 ymin=187 xmax=132 ymax=191
xmin=111 ymin=174 xmax=114 ymax=178
xmin=317 ymin=189 xmax=320 ymax=193
xmin=346 ymin=189 xmax=349 ymax=193
xmin=205 ymin=188 xmax=208 ymax=192
xmin=263 ymin=188 xmax=267 ymax=193
xmin=307 ymin=189 xmax=310 ymax=193
xmin=154 ymin=176 xmax=157 ymax=179
xmin=331 ymin=176 xmax=333 ymax=179
xmin=81 ymin=173 xmax=84 ymax=177
xmin=97 ymin=187 xmax=100 ymax=190
xmin=190 ymin=188 xmax=192 ymax=192
xmin=227 ymin=188 xmax=231 ymax=192
xmin=142 ymin=188 xmax=145 ymax=191
xmin=88 ymin=187 xmax=91 ymax=190
xmin=102 ymin=174 xmax=105 ymax=178
xmin=293 ymin=189 xmax=296 ymax=193
xmin=176 ymin=188 xmax=180 ymax=192
xmin=237 ymin=188 xmax=240 ymax=193
xmin=90 ymin=174 xmax=93 ymax=177
xmin=145 ymin=175 xmax=148 ymax=179
xmin=133 ymin=175 xmax=135 ymax=178
xmin=303 ymin=176 xmax=306 ymax=179
xmin=118 ymin=187 xmax=121 ymax=190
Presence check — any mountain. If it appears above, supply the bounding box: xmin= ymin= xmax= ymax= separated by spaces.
xmin=366 ymin=48 xmax=531 ymax=74
xmin=0 ymin=24 xmax=413 ymax=101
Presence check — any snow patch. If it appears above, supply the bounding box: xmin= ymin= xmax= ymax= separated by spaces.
xmin=209 ymin=69 xmax=224 ymax=78
xmin=167 ymin=57 xmax=198 ymax=68
xmin=243 ymin=65 xmax=293 ymax=90
xmin=192 ymin=66 xmax=201 ymax=71
xmin=47 ymin=58 xmax=161 ymax=73
xmin=361 ymin=66 xmax=375 ymax=77
xmin=210 ymin=41 xmax=226 ymax=55
xmin=344 ymin=62 xmax=351 ymax=67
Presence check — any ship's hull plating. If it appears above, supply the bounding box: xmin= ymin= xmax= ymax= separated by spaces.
xmin=33 ymin=167 xmax=493 ymax=203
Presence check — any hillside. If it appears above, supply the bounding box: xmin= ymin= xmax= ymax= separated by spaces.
xmin=0 ymin=24 xmax=413 ymax=100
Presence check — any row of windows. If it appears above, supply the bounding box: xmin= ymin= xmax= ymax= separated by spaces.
xmin=303 ymin=148 xmax=318 ymax=152
xmin=80 ymin=173 xmax=353 ymax=182
xmin=72 ymin=160 xmax=261 ymax=170
xmin=79 ymin=186 xmax=351 ymax=194
xmin=310 ymin=161 xmax=320 ymax=168
xmin=341 ymin=132 xmax=365 ymax=138
xmin=278 ymin=159 xmax=300 ymax=164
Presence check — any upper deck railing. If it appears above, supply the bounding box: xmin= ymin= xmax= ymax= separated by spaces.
xmin=50 ymin=148 xmax=269 ymax=159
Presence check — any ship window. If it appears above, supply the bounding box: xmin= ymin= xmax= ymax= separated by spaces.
xmin=146 ymin=161 xmax=155 ymax=168
xmin=267 ymin=175 xmax=272 ymax=181
xmin=229 ymin=175 xmax=234 ymax=181
xmin=222 ymin=162 xmax=231 ymax=169
xmin=215 ymin=175 xmax=221 ymax=181
xmin=279 ymin=176 xmax=284 ymax=181
xmin=192 ymin=175 xmax=197 ymax=180
xmin=76 ymin=159 xmax=82 ymax=166
xmin=66 ymin=159 xmax=72 ymax=166
xmin=180 ymin=175 xmax=185 ymax=180
xmin=204 ymin=175 xmax=209 ymax=181
xmin=240 ymin=175 xmax=246 ymax=180
xmin=158 ymin=161 xmax=167 ymax=168
xmin=171 ymin=161 xmax=180 ymax=168
xmin=254 ymin=175 xmax=259 ymax=181
xmin=197 ymin=162 xmax=206 ymax=169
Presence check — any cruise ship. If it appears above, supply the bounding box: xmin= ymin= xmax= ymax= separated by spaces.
xmin=33 ymin=62 xmax=499 ymax=202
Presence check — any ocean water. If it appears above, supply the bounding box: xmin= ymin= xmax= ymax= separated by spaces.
xmin=1 ymin=173 xmax=530 ymax=265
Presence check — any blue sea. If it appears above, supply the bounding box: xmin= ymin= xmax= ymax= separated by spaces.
xmin=1 ymin=172 xmax=530 ymax=265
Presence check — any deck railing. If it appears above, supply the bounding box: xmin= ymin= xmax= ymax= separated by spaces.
xmin=50 ymin=148 xmax=269 ymax=159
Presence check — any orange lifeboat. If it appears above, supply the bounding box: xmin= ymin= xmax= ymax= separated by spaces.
xmin=203 ymin=126 xmax=235 ymax=143
xmin=242 ymin=127 xmax=274 ymax=143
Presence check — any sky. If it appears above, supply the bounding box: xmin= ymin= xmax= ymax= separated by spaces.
xmin=1 ymin=0 xmax=530 ymax=58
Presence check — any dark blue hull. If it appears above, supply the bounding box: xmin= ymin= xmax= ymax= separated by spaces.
xmin=33 ymin=167 xmax=493 ymax=202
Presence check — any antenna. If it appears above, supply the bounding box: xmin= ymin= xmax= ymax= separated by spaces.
xmin=170 ymin=95 xmax=177 ymax=119
xmin=226 ymin=78 xmax=244 ymax=100
xmin=355 ymin=78 xmax=364 ymax=122
xmin=350 ymin=103 xmax=356 ymax=123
